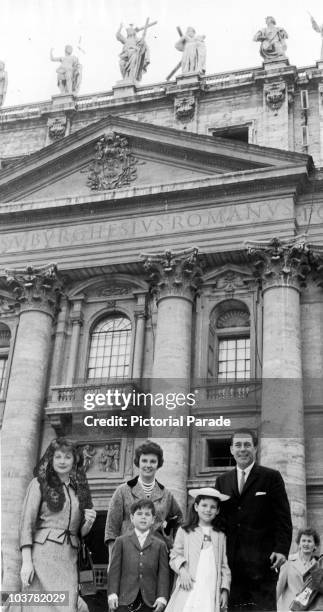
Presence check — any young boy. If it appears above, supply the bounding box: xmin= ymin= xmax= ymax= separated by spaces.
xmin=107 ymin=499 xmax=169 ymax=612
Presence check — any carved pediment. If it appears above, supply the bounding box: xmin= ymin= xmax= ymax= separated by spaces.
xmin=0 ymin=115 xmax=311 ymax=203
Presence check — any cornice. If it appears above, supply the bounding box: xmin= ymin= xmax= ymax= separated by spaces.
xmin=0 ymin=163 xmax=310 ymax=219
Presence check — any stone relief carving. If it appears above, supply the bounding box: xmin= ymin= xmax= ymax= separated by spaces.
xmin=116 ymin=19 xmax=157 ymax=83
xmin=253 ymin=17 xmax=288 ymax=62
xmin=47 ymin=116 xmax=67 ymax=141
xmin=264 ymin=82 xmax=286 ymax=112
xmin=174 ymin=95 xmax=196 ymax=121
xmin=85 ymin=132 xmax=138 ymax=191
xmin=81 ymin=444 xmax=96 ymax=471
xmin=99 ymin=285 xmax=132 ymax=296
xmin=50 ymin=45 xmax=82 ymax=95
xmin=216 ymin=309 xmax=250 ymax=328
xmin=98 ymin=443 xmax=121 ymax=472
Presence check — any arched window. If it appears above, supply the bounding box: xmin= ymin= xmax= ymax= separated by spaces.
xmin=0 ymin=322 xmax=11 ymax=399
xmin=87 ymin=316 xmax=131 ymax=380
xmin=208 ymin=300 xmax=250 ymax=382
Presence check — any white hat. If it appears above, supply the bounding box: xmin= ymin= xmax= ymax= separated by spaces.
xmin=188 ymin=487 xmax=230 ymax=502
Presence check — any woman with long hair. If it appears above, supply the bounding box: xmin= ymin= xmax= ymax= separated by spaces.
xmin=17 ymin=437 xmax=96 ymax=611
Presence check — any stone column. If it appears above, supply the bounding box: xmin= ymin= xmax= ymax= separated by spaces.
xmin=132 ymin=292 xmax=147 ymax=380
xmin=142 ymin=248 xmax=202 ymax=509
xmin=65 ymin=298 xmax=84 ymax=384
xmin=247 ymin=237 xmax=315 ymax=534
xmin=1 ymin=264 xmax=61 ymax=591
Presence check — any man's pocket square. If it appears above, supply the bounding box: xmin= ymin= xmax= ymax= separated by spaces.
xmin=255 ymin=491 xmax=267 ymax=496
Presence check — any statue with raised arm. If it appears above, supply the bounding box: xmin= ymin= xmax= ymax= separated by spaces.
xmin=175 ymin=26 xmax=206 ymax=74
xmin=116 ymin=18 xmax=157 ymax=83
xmin=50 ymin=45 xmax=82 ymax=94
xmin=309 ymin=13 xmax=323 ymax=60
xmin=253 ymin=16 xmax=288 ymax=61
xmin=0 ymin=61 xmax=8 ymax=107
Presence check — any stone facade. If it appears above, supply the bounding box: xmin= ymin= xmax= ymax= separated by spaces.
xmin=0 ymin=63 xmax=323 ymax=594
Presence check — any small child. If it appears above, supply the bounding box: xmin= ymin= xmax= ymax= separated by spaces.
xmin=165 ymin=487 xmax=231 ymax=612
xmin=108 ymin=499 xmax=169 ymax=612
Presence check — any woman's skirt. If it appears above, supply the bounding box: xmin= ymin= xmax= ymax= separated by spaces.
xmin=5 ymin=540 xmax=79 ymax=612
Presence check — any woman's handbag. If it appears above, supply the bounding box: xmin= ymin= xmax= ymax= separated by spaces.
xmin=78 ymin=538 xmax=96 ymax=596
xmin=290 ymin=556 xmax=323 ymax=611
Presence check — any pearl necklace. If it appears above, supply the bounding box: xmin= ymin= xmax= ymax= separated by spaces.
xmin=138 ymin=476 xmax=155 ymax=497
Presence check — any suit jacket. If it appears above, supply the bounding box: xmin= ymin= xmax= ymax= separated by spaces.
xmin=107 ymin=532 xmax=170 ymax=606
xmin=216 ymin=464 xmax=292 ymax=580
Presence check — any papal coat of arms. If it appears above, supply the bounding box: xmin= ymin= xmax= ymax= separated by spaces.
xmin=85 ymin=131 xmax=138 ymax=190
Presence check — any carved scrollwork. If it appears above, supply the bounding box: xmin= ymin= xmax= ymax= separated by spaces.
xmin=47 ymin=116 xmax=67 ymax=141
xmin=142 ymin=247 xmax=204 ymax=301
xmin=174 ymin=95 xmax=196 ymax=121
xmin=246 ymin=236 xmax=322 ymax=290
xmin=264 ymin=81 xmax=286 ymax=113
xmin=84 ymin=131 xmax=139 ymax=191
xmin=3 ymin=263 xmax=62 ymax=316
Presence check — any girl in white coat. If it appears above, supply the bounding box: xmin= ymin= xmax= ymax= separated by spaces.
xmin=165 ymin=487 xmax=231 ymax=612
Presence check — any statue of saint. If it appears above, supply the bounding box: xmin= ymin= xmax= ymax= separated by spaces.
xmin=0 ymin=61 xmax=8 ymax=107
xmin=309 ymin=13 xmax=323 ymax=60
xmin=50 ymin=45 xmax=82 ymax=94
xmin=253 ymin=16 xmax=288 ymax=61
xmin=116 ymin=19 xmax=157 ymax=83
xmin=175 ymin=27 xmax=206 ymax=74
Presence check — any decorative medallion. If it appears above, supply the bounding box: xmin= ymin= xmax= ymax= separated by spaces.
xmin=85 ymin=131 xmax=138 ymax=191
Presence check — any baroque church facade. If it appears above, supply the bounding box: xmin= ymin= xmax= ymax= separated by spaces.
xmin=1 ymin=53 xmax=323 ymax=591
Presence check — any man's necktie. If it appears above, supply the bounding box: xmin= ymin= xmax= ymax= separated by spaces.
xmin=239 ymin=470 xmax=245 ymax=494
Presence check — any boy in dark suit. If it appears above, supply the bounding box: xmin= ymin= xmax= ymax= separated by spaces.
xmin=107 ymin=499 xmax=169 ymax=612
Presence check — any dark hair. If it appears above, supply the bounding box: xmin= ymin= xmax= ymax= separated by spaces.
xmin=34 ymin=437 xmax=92 ymax=514
xmin=230 ymin=428 xmax=258 ymax=447
xmin=296 ymin=528 xmax=320 ymax=547
xmin=134 ymin=441 xmax=164 ymax=468
xmin=182 ymin=495 xmax=224 ymax=533
xmin=130 ymin=499 xmax=156 ymax=516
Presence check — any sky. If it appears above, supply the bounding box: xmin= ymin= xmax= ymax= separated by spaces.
xmin=1 ymin=0 xmax=323 ymax=107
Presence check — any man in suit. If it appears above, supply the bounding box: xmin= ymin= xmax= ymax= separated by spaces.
xmin=215 ymin=428 xmax=292 ymax=612
xmin=107 ymin=499 xmax=169 ymax=612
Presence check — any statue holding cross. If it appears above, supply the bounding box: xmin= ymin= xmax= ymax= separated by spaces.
xmin=116 ymin=18 xmax=157 ymax=83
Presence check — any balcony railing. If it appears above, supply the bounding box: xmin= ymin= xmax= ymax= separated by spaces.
xmin=46 ymin=379 xmax=141 ymax=415
xmin=193 ymin=380 xmax=261 ymax=409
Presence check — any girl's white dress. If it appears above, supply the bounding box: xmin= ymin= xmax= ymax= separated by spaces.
xmin=183 ymin=527 xmax=217 ymax=612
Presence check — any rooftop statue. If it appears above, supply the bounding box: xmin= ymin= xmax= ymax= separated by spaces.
xmin=175 ymin=27 xmax=206 ymax=74
xmin=116 ymin=18 xmax=157 ymax=83
xmin=0 ymin=61 xmax=8 ymax=107
xmin=309 ymin=13 xmax=323 ymax=60
xmin=50 ymin=45 xmax=82 ymax=95
xmin=253 ymin=16 xmax=288 ymax=61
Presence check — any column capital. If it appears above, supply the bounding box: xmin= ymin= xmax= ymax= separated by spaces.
xmin=245 ymin=236 xmax=322 ymax=291
xmin=142 ymin=247 xmax=203 ymax=302
xmin=3 ymin=263 xmax=62 ymax=317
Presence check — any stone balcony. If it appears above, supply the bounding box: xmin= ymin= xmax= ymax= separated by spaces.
xmin=45 ymin=379 xmax=143 ymax=434
xmin=193 ymin=379 xmax=262 ymax=415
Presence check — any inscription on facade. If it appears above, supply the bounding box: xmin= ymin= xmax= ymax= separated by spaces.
xmin=1 ymin=201 xmax=320 ymax=256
